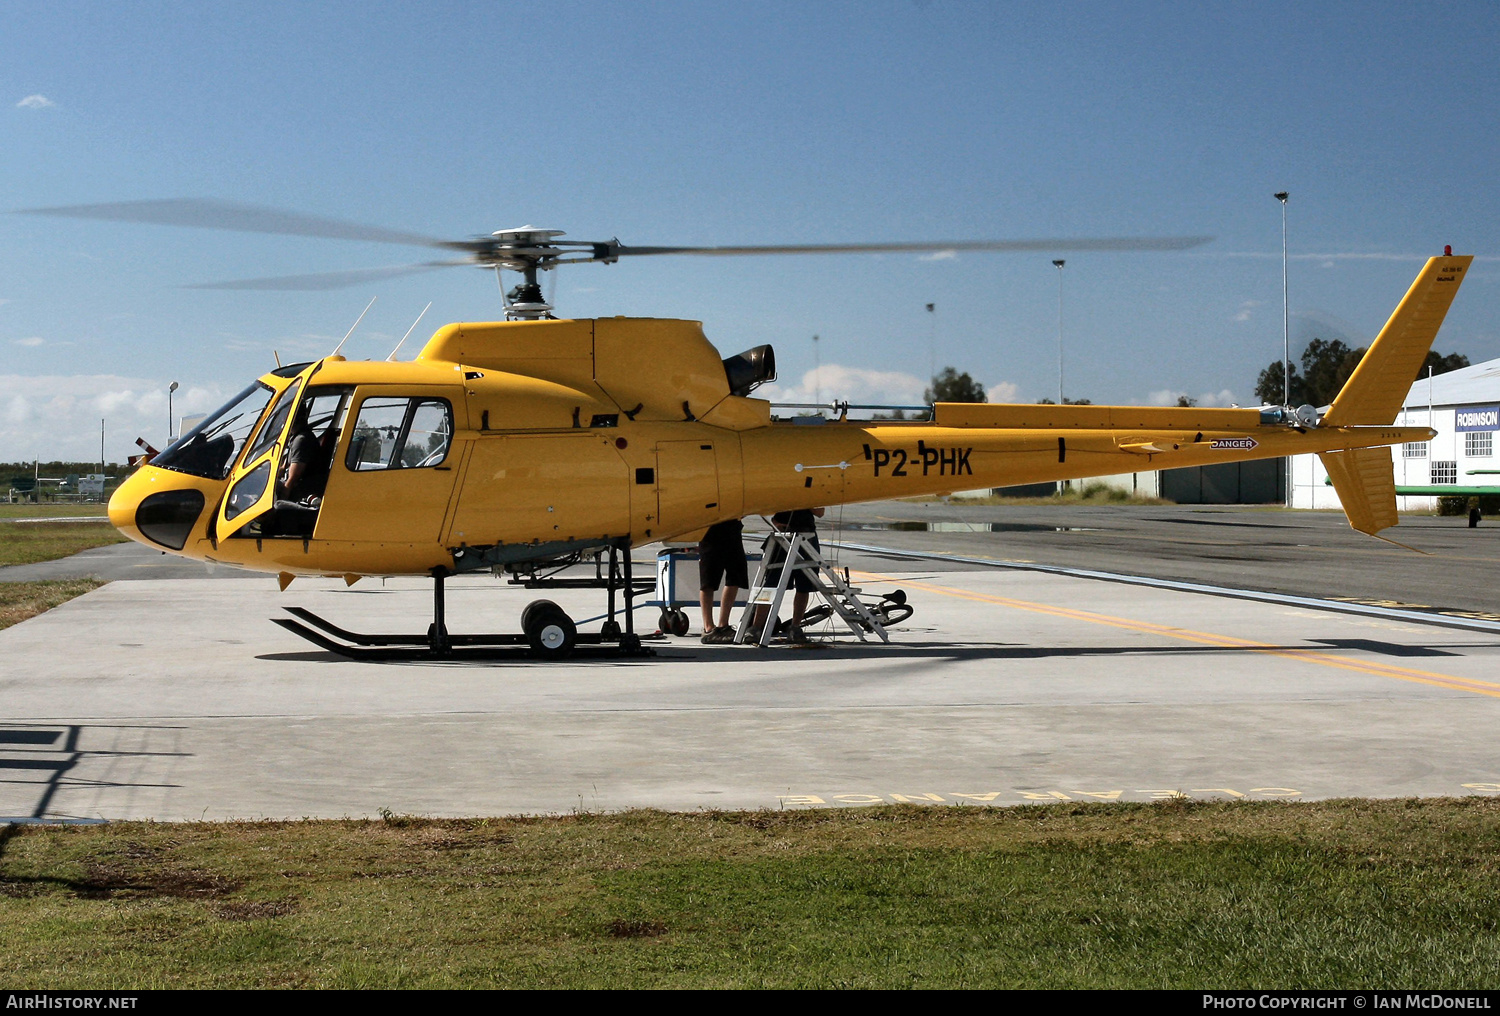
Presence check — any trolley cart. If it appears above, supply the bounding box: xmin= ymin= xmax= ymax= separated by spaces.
xmin=643 ymin=547 xmax=762 ymax=635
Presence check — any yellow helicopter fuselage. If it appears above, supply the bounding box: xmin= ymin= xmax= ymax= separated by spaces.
xmin=107 ymin=311 xmax=1433 ymax=579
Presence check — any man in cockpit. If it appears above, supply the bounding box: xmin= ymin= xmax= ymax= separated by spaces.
xmin=279 ymin=412 xmax=332 ymax=507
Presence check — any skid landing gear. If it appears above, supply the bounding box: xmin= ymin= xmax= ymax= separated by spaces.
xmin=273 ymin=544 xmax=658 ymax=661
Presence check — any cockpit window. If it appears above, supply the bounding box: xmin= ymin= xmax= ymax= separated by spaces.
xmin=151 ymin=381 xmax=275 ymax=480
xmin=346 ymin=397 xmax=453 ymax=471
xmin=401 ymin=401 xmax=453 ymax=468
xmin=243 ymin=379 xmax=303 ymax=466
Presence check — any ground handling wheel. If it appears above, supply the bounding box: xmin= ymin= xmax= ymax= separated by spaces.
xmin=522 ymin=599 xmax=561 ymax=634
xmin=524 ymin=604 xmax=577 ymax=659
xmin=658 ymin=608 xmax=691 ymax=636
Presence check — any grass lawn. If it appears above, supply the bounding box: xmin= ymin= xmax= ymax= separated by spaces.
xmin=0 ymin=508 xmax=125 ymax=567
xmin=0 ymin=579 xmax=105 ymax=630
xmin=2 ymin=799 xmax=1499 ymax=988
xmin=0 ymin=504 xmax=111 ymax=520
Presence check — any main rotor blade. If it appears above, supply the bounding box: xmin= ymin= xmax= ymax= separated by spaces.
xmin=612 ymin=236 xmax=1213 ymax=257
xmin=16 ymin=199 xmax=454 ymax=249
xmin=184 ymin=261 xmax=467 ymax=291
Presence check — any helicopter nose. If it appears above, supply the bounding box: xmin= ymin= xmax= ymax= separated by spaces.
xmin=109 ymin=467 xmax=211 ymax=552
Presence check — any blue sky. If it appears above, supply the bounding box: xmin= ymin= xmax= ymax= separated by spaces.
xmin=4 ymin=1 xmax=1499 ymax=460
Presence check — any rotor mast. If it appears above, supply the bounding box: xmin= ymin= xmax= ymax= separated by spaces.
xmin=484 ymin=228 xmax=568 ymax=320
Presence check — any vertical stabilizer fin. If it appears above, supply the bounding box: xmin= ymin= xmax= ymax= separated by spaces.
xmin=1322 ymin=254 xmax=1471 ymax=427
xmin=1321 ymin=447 xmax=1399 ymax=539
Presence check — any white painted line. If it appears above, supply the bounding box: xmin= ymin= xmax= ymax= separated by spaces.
xmin=835 ymin=540 xmax=1500 ymax=636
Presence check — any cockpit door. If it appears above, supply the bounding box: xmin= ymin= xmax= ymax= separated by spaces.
xmin=313 ymin=388 xmax=462 ymax=544
xmin=215 ymin=371 xmax=307 ymax=539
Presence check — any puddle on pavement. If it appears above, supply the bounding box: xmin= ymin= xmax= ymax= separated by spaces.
xmin=836 ymin=522 xmax=1101 ymax=533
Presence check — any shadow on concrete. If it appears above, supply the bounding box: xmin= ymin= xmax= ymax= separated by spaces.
xmin=245 ymin=639 xmax=1437 ymax=668
xmin=1307 ymin=638 xmax=1460 ymax=658
xmin=0 ymin=724 xmax=188 ymax=824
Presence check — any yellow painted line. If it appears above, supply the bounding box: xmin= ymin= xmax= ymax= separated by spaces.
xmin=853 ymin=570 xmax=1500 ymax=700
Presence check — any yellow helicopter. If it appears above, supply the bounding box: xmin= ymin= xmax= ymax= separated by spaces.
xmin=23 ymin=202 xmax=1467 ymax=658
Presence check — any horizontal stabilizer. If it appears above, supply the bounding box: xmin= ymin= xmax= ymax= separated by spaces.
xmin=1320 ymin=447 xmax=1398 ymax=539
xmin=1323 ymin=255 xmax=1472 ymax=427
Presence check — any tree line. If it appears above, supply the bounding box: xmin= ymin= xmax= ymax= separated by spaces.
xmin=857 ymin=341 xmax=1472 ymax=418
xmin=1255 ymin=341 xmax=1468 ymax=408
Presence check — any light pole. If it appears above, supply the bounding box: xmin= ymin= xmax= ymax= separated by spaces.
xmin=1274 ymin=191 xmax=1290 ymax=507
xmin=811 ymin=334 xmax=821 ymax=408
xmin=1052 ymin=260 xmax=1066 ymax=404
xmin=168 ymin=381 xmax=179 ymax=443
xmin=925 ymin=303 xmax=936 ymax=383
xmin=1274 ymin=192 xmax=1289 ymax=407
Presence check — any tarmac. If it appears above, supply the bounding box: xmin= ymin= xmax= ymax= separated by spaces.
xmin=3 ymin=503 xmax=1500 ymax=821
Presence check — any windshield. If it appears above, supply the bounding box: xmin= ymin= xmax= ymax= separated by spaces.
xmin=152 ymin=381 xmax=276 ymax=480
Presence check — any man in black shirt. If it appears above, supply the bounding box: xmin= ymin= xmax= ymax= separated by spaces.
xmin=698 ymin=518 xmax=748 ymax=643
xmin=280 ymin=415 xmax=331 ymax=506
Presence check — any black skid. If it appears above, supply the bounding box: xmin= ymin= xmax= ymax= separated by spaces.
xmin=283 ymin=606 xmax=529 ymax=647
xmin=274 ymin=608 xmax=658 ymax=661
xmin=272 ymin=541 xmax=657 ymax=662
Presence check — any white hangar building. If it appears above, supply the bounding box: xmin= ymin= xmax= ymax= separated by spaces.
xmin=1291 ymin=356 xmax=1500 ymax=511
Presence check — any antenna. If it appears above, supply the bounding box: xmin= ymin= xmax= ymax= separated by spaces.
xmin=330 ymin=296 xmax=377 ymax=357
xmin=273 ymin=350 xmax=281 ymax=367
xmin=387 ymin=302 xmax=432 ymax=361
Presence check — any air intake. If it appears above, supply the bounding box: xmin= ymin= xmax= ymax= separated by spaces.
xmin=723 ymin=345 xmax=776 ymax=397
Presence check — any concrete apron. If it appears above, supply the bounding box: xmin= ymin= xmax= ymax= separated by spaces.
xmin=3 ymin=567 xmax=1499 ymax=821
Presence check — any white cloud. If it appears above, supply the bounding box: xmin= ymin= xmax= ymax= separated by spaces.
xmin=5 ymin=395 xmax=31 ymax=426
xmin=757 ymin=364 xmax=1024 ymax=412
xmin=918 ymin=249 xmax=957 ymax=262
xmin=0 ymin=374 xmax=230 ymax=461
xmin=12 ymin=337 xmax=45 ymax=347
xmin=986 ymin=381 xmax=1020 ymax=403
xmin=759 ymin=363 xmax=927 ymax=407
xmin=1148 ymin=388 xmax=1240 ymax=408
xmin=1233 ymin=300 xmax=1260 ymax=323
xmin=16 ymin=94 xmax=55 ymax=109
